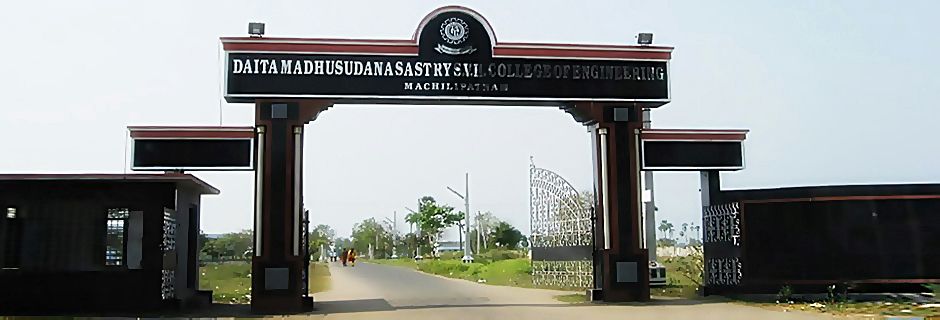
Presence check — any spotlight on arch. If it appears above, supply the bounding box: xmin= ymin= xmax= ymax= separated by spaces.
xmin=248 ymin=22 xmax=265 ymax=38
xmin=637 ymin=33 xmax=654 ymax=45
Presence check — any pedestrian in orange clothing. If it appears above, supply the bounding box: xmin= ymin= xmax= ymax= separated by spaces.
xmin=347 ymin=248 xmax=357 ymax=267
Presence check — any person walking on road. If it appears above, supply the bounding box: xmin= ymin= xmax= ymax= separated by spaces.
xmin=347 ymin=248 xmax=357 ymax=267
xmin=340 ymin=248 xmax=348 ymax=266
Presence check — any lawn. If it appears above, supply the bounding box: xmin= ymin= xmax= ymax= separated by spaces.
xmin=199 ymin=261 xmax=331 ymax=304
xmin=371 ymin=257 xmax=576 ymax=291
xmin=654 ymin=255 xmax=702 ymax=298
xmin=750 ymin=300 xmax=940 ymax=318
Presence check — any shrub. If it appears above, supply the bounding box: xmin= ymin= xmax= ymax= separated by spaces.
xmin=477 ymin=249 xmax=525 ymax=263
xmin=666 ymin=246 xmax=703 ymax=286
xmin=439 ymin=251 xmax=463 ymax=260
xmin=924 ymin=283 xmax=940 ymax=296
xmin=777 ymin=285 xmax=793 ymax=303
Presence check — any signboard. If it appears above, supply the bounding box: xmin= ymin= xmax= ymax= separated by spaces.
xmin=642 ymin=141 xmax=744 ymax=171
xmin=639 ymin=129 xmax=747 ymax=171
xmin=129 ymin=127 xmax=255 ymax=171
xmin=223 ymin=9 xmax=670 ymax=104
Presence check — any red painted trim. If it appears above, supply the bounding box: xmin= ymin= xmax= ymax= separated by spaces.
xmin=220 ymin=37 xmax=415 ymax=44
xmin=640 ymin=129 xmax=748 ymax=141
xmin=641 ymin=133 xmax=746 ymax=141
xmin=222 ymin=41 xmax=672 ymax=60
xmin=223 ymin=42 xmax=418 ymax=55
xmin=498 ymin=42 xmax=673 ymax=50
xmin=129 ymin=126 xmax=255 ymax=138
xmin=742 ymin=195 xmax=940 ymax=204
xmin=222 ymin=40 xmax=671 ymax=60
xmin=494 ymin=47 xmax=670 ymax=60
xmin=643 ymin=129 xmax=749 ymax=133
xmin=0 ymin=174 xmax=220 ymax=194
xmin=128 ymin=126 xmax=254 ymax=130
xmin=131 ymin=131 xmax=255 ymax=139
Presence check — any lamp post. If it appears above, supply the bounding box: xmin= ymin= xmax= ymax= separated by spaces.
xmin=405 ymin=206 xmax=422 ymax=260
xmin=391 ymin=211 xmax=398 ymax=258
xmin=447 ymin=172 xmax=473 ymax=263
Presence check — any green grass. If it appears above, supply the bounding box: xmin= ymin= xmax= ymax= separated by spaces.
xmin=752 ymin=300 xmax=940 ymax=318
xmin=200 ymin=262 xmax=252 ymax=303
xmin=654 ymin=255 xmax=702 ymax=298
xmin=369 ymin=258 xmax=418 ymax=269
xmin=199 ymin=261 xmax=331 ymax=304
xmin=371 ymin=257 xmax=586 ymax=291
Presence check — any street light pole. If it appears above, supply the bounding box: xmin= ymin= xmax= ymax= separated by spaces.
xmin=391 ymin=210 xmax=398 ymax=258
xmin=405 ymin=206 xmax=422 ymax=260
xmin=447 ymin=172 xmax=473 ymax=263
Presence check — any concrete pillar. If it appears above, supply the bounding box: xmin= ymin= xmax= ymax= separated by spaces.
xmin=251 ymin=101 xmax=330 ymax=314
xmin=581 ymin=103 xmax=650 ymax=302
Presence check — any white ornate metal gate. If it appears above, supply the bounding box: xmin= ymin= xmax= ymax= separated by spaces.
xmin=529 ymin=161 xmax=594 ymax=289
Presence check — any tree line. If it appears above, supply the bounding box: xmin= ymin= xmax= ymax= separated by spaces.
xmin=198 ymin=195 xmax=526 ymax=261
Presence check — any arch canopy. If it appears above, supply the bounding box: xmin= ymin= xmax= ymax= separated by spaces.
xmin=221 ymin=6 xmax=673 ymax=106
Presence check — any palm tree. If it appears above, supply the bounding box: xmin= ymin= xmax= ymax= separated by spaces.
xmin=681 ymin=223 xmax=689 ymax=246
xmin=690 ymin=223 xmax=701 ymax=244
xmin=658 ymin=220 xmax=670 ymax=246
xmin=666 ymin=222 xmax=675 ymax=242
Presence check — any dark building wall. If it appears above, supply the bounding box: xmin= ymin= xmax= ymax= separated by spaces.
xmin=704 ymin=183 xmax=940 ymax=295
xmin=0 ymin=180 xmax=178 ymax=312
xmin=173 ymin=185 xmax=203 ymax=303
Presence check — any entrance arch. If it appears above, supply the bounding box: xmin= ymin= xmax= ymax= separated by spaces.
xmin=223 ymin=6 xmax=671 ymax=313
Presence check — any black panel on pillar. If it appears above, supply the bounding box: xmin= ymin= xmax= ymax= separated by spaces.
xmin=261 ymin=102 xmax=298 ymax=261
xmin=613 ymin=109 xmax=637 ymax=253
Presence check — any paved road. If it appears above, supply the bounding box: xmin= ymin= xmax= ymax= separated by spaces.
xmin=303 ymin=261 xmax=841 ymax=320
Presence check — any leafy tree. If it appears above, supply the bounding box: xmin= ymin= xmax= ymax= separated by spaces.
xmin=405 ymin=196 xmax=463 ymax=257
xmin=489 ymin=221 xmax=524 ymax=249
xmin=333 ymin=237 xmax=353 ymax=256
xmin=656 ymin=238 xmax=677 ymax=247
xmin=308 ymin=224 xmax=335 ymax=260
xmin=658 ymin=220 xmax=674 ymax=242
xmin=665 ymin=245 xmax=704 ymax=286
xmin=469 ymin=211 xmax=500 ymax=252
xmin=201 ymin=230 xmax=252 ymax=260
xmin=401 ymin=232 xmax=428 ymax=258
xmin=681 ymin=223 xmax=689 ymax=246
xmin=351 ymin=218 xmax=392 ymax=258
xmin=201 ymin=234 xmax=222 ymax=261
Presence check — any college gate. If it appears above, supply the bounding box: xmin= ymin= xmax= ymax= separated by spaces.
xmin=117 ymin=5 xmax=754 ymax=313
xmin=529 ymin=162 xmax=595 ymax=289
xmin=222 ymin=6 xmax=669 ymax=312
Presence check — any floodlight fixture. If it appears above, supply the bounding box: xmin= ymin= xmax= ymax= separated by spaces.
xmin=248 ymin=22 xmax=265 ymax=38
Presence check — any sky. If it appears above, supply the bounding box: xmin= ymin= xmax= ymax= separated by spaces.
xmin=1 ymin=1 xmax=939 ymax=240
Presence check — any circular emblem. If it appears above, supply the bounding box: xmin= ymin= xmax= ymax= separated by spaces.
xmin=439 ymin=17 xmax=469 ymax=45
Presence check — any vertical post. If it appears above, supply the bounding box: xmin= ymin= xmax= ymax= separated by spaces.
xmin=391 ymin=211 xmax=398 ymax=258
xmin=255 ymin=126 xmax=265 ymax=257
xmin=582 ymin=104 xmax=650 ymax=303
xmin=641 ymin=109 xmax=657 ymax=261
xmin=462 ymin=173 xmax=473 ymax=262
xmin=251 ymin=101 xmax=328 ymax=314
xmin=598 ymin=127 xmax=611 ymax=250
xmin=700 ymin=170 xmax=720 ymax=207
xmin=293 ymin=127 xmax=302 ymax=257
